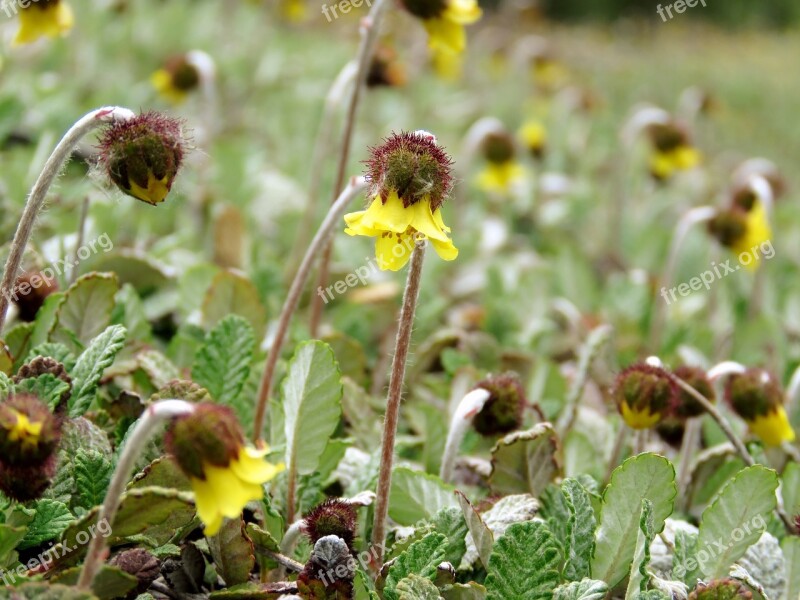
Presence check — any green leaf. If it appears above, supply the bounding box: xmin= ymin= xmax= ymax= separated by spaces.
xmin=207 ymin=517 xmax=255 ymax=586
xmin=0 ymin=372 xmax=12 ymax=401
xmin=696 ymin=465 xmax=778 ymax=578
xmin=488 ymin=423 xmax=561 ymax=496
xmin=562 ymin=478 xmax=597 ymax=581
xmin=15 ymin=373 xmax=70 ymax=411
xmin=672 ymin=530 xmax=701 ymax=587
xmin=25 ymin=342 xmax=75 ymax=369
xmin=485 ymin=521 xmax=562 ymax=600
xmin=384 ymin=532 xmax=447 ymax=600
xmin=0 ymin=522 xmax=28 ymax=570
xmin=201 ymin=270 xmax=267 ymax=334
xmin=396 ymin=574 xmax=442 ymax=600
xmin=19 ymin=499 xmax=74 ymax=549
xmin=5 ymin=322 xmax=34 ymax=370
xmin=590 ymin=453 xmax=676 ymax=588
xmin=456 ymin=491 xmax=493 ymax=569
xmin=192 ymin=315 xmax=255 ymax=415
xmin=782 ymin=536 xmax=800 ymax=600
xmin=68 ymin=325 xmax=127 ymax=417
xmin=553 ymin=579 xmax=609 ymax=600
xmin=431 ymin=507 xmax=469 ymax=567
xmin=74 ymin=449 xmax=113 ymax=511
xmin=51 ymin=565 xmax=138 ymax=600
xmin=30 ymin=292 xmax=64 ymax=349
xmin=441 ymin=582 xmax=487 ymax=600
xmin=781 ymin=461 xmax=800 ymax=518
xmin=51 ymin=273 xmax=119 ymax=352
xmin=389 ymin=468 xmax=458 ymax=526
xmin=625 ymin=500 xmax=655 ymax=600
xmin=0 ymin=582 xmax=98 ymax=599
xmin=137 ymin=349 xmax=181 ymax=390
xmin=281 ymin=340 xmax=342 ymax=477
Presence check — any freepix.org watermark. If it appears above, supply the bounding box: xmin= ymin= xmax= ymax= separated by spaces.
xmin=0 ymin=518 xmax=112 ymax=586
xmin=660 ymin=239 xmax=774 ymax=306
xmin=321 ymin=0 xmax=372 ymax=23
xmin=1 ymin=0 xmax=44 ymax=18
xmin=657 ymin=0 xmax=707 ymax=22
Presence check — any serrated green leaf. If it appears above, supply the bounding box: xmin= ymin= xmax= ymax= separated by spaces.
xmin=15 ymin=373 xmax=70 ymax=411
xmin=488 ymin=423 xmax=561 ymax=496
xmin=563 ymin=478 xmax=596 ymax=581
xmin=30 ymin=292 xmax=64 ymax=349
xmin=137 ymin=349 xmax=181 ymax=390
xmin=51 ymin=273 xmax=119 ymax=352
xmin=431 ymin=507 xmax=468 ymax=567
xmin=396 ymin=574 xmax=442 ymax=600
xmin=625 ymin=500 xmax=655 ymax=600
xmin=0 ymin=522 xmax=27 ymax=570
xmin=192 ymin=315 xmax=254 ymax=415
xmin=281 ymin=341 xmax=342 ymax=478
xmin=456 ymin=491 xmax=493 ymax=570
xmin=389 ymin=468 xmax=458 ymax=526
xmin=74 ymin=449 xmax=113 ymax=511
xmin=207 ymin=517 xmax=254 ymax=586
xmin=0 ymin=372 xmax=13 ymax=401
xmin=553 ymin=579 xmax=609 ymax=600
xmin=485 ymin=521 xmax=562 ymax=600
xmin=696 ymin=465 xmax=778 ymax=578
xmin=19 ymin=499 xmax=74 ymax=549
xmin=782 ymin=536 xmax=800 ymax=600
xmin=590 ymin=453 xmax=676 ymax=587
xmin=25 ymin=342 xmax=75 ymax=369
xmin=5 ymin=321 xmax=34 ymax=370
xmin=68 ymin=325 xmax=127 ymax=417
xmin=440 ymin=582 xmax=487 ymax=600
xmin=672 ymin=529 xmax=701 ymax=587
xmin=384 ymin=533 xmax=447 ymax=600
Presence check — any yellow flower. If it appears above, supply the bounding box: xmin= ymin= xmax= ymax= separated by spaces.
xmin=402 ymin=0 xmax=481 ymax=55
xmin=731 ymin=199 xmax=771 ymax=269
xmin=613 ymin=364 xmax=677 ymax=430
xmin=13 ymin=0 xmax=74 ymax=46
xmin=345 ymin=190 xmax=458 ymax=271
xmin=431 ymin=46 xmax=463 ymax=81
xmin=519 ymin=121 xmax=547 ymax=158
xmin=190 ymin=445 xmax=284 ymax=536
xmin=477 ymin=161 xmax=525 ymax=193
xmin=151 ymin=70 xmax=189 ymax=105
xmin=280 ymin=0 xmax=306 ymax=22
xmin=7 ymin=410 xmax=43 ymax=449
xmin=747 ymin=406 xmax=795 ymax=447
xmin=620 ymin=402 xmax=661 ymax=430
xmin=649 ymin=145 xmax=701 ymax=180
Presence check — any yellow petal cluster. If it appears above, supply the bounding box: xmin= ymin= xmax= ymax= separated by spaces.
xmin=13 ymin=1 xmax=74 ymax=46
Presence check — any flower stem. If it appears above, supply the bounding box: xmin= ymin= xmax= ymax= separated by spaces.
xmin=370 ymin=241 xmax=427 ymax=569
xmin=308 ymin=0 xmax=390 ymax=337
xmin=440 ymin=388 xmax=491 ymax=483
xmin=77 ymin=400 xmax=194 ymax=590
xmin=0 ymin=107 xmax=135 ymax=334
xmin=252 ymin=177 xmax=367 ymax=443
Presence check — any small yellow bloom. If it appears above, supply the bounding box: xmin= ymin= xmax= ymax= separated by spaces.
xmin=345 ymin=190 xmax=458 ymax=271
xmin=7 ymin=410 xmax=43 ymax=449
xmin=128 ymin=173 xmax=171 ymax=206
xmin=13 ymin=0 xmax=74 ymax=46
xmin=620 ymin=401 xmax=661 ymax=430
xmin=190 ymin=446 xmax=284 ymax=536
xmin=151 ymin=70 xmax=189 ymax=105
xmin=731 ymin=200 xmax=771 ymax=270
xmin=649 ymin=145 xmax=701 ymax=180
xmin=519 ymin=121 xmax=547 ymax=159
xmin=477 ymin=161 xmax=526 ymax=193
xmin=414 ymin=0 xmax=481 ymax=55
xmin=747 ymin=406 xmax=795 ymax=447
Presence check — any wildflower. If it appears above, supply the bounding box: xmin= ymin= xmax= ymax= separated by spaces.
xmin=344 ymin=131 xmax=458 ymax=271
xmin=725 ymin=368 xmax=795 ymax=446
xmin=98 ymin=112 xmax=186 ymax=206
xmin=477 ymin=131 xmax=525 ymax=193
xmin=304 ymin=498 xmax=358 ymax=551
xmin=708 ymin=186 xmax=772 ymax=271
xmin=151 ymin=55 xmax=201 ymax=105
xmin=165 ymin=403 xmax=284 ymax=536
xmin=473 ymin=373 xmax=528 ymax=436
xmin=399 ymin=0 xmax=482 ymax=55
xmin=519 ymin=120 xmax=547 ymax=160
xmin=13 ymin=0 xmax=74 ymax=46
xmin=531 ymin=55 xmax=569 ymax=93
xmin=613 ymin=364 xmax=678 ymax=429
xmin=367 ymin=45 xmax=407 ymax=88
xmin=646 ymin=122 xmax=701 ymax=180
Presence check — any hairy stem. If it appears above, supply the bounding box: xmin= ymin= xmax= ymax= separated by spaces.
xmin=370 ymin=242 xmax=427 ymax=568
xmin=440 ymin=388 xmax=492 ymax=483
xmin=0 ymin=107 xmax=135 ymax=333
xmin=252 ymin=177 xmax=367 ymax=442
xmin=77 ymin=400 xmax=194 ymax=590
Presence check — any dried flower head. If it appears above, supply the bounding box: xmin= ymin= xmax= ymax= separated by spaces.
xmin=473 ymin=372 xmax=527 ymax=436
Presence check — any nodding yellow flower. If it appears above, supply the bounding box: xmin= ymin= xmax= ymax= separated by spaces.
xmin=400 ymin=0 xmax=482 ymax=55
xmin=646 ymin=122 xmax=701 ymax=180
xmin=620 ymin=402 xmax=661 ymax=430
xmin=726 ymin=368 xmax=795 ymax=446
xmin=707 ymin=189 xmax=772 ymax=272
xmin=613 ymin=364 xmax=678 ymax=430
xmin=344 ymin=131 xmax=458 ymax=271
xmin=151 ymin=55 xmax=201 ymax=105
xmin=519 ymin=121 xmax=547 ymax=160
xmin=477 ymin=130 xmax=525 ymax=193
xmin=166 ymin=403 xmax=284 ymax=536
xmin=13 ymin=0 xmax=74 ymax=46
xmin=7 ymin=410 xmax=43 ymax=449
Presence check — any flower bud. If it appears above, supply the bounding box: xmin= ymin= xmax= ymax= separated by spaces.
xmin=110 ymin=548 xmax=160 ymax=598
xmin=481 ymin=131 xmax=516 ymax=165
xmin=688 ymin=578 xmax=752 ymax=600
xmin=725 ymin=368 xmax=795 ymax=446
xmin=613 ymin=364 xmax=678 ymax=430
xmin=14 ymin=357 xmax=72 ymax=414
xmin=707 ymin=209 xmax=748 ymax=249
xmin=673 ymin=365 xmax=715 ymax=419
xmin=304 ymin=498 xmax=358 ymax=552
xmin=151 ymin=55 xmax=201 ymax=104
xmin=99 ymin=112 xmax=186 ymax=206
xmin=472 ymin=373 xmax=527 ymax=436
xmin=0 ymin=455 xmax=57 ymax=502
xmin=298 ymin=535 xmax=354 ymax=597
xmin=367 ymin=46 xmax=407 ymax=88
xmin=0 ymin=393 xmax=61 ymax=466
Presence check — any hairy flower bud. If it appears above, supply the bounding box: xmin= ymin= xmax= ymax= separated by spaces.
xmin=304 ymin=498 xmax=358 ymax=552
xmin=98 ymin=112 xmax=186 ymax=206
xmin=707 ymin=209 xmax=748 ymax=249
xmin=472 ymin=372 xmax=527 ymax=436
xmin=0 ymin=455 xmax=57 ymax=502
xmin=613 ymin=364 xmax=678 ymax=430
xmin=688 ymin=578 xmax=753 ymax=600
xmin=673 ymin=365 xmax=715 ymax=419
xmin=481 ymin=131 xmax=516 ymax=165
xmin=0 ymin=393 xmax=61 ymax=466
xmin=725 ymin=368 xmax=794 ymax=446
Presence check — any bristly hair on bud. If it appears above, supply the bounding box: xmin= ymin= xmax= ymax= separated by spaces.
xmin=365 ymin=130 xmax=454 ymax=211
xmin=98 ymin=111 xmax=187 ymax=206
xmin=673 ymin=365 xmax=715 ymax=419
xmin=724 ymin=368 xmax=782 ymax=422
xmin=472 ymin=372 xmax=528 ymax=436
xmin=303 ymin=498 xmax=358 ymax=551
xmin=613 ymin=363 xmax=679 ymax=430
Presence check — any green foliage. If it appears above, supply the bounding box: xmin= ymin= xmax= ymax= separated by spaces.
xmin=68 ymin=325 xmax=127 ymax=417
xmin=73 ymin=449 xmax=113 ymax=511
xmin=553 ymin=579 xmax=609 ymax=600
xmin=389 ymin=468 xmax=458 ymax=526
xmin=384 ymin=533 xmax=448 ymax=600
xmin=625 ymin=500 xmax=654 ymax=600
xmin=562 ymin=478 xmax=597 ymax=581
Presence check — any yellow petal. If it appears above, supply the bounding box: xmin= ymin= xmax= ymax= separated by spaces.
xmin=13 ymin=2 xmax=73 ymax=46
xmin=344 ymin=210 xmax=382 ymax=237
xmin=424 ymin=17 xmax=466 ymax=54
xmin=620 ymin=402 xmax=660 ymax=430
xmin=359 ymin=191 xmax=414 ymax=233
xmin=748 ymin=406 xmax=795 ymax=446
xmin=519 ymin=121 xmax=546 ymax=150
xmin=673 ymin=146 xmax=701 ymax=170
xmin=432 ymin=47 xmax=463 ymax=81
xmin=409 ymin=200 xmax=450 ymax=242
xmin=649 ymin=152 xmax=675 ymax=180
xmin=732 ymin=200 xmax=772 ymax=271
xmin=151 ymin=70 xmax=188 ymax=105
xmin=432 ymin=208 xmax=451 ymax=234
xmin=229 ymin=447 xmax=285 ymax=484
xmin=430 ymin=237 xmax=459 ymax=261
xmin=128 ymin=173 xmax=170 ymax=205
xmin=375 ymin=232 xmax=414 ymax=271
xmin=477 ymin=162 xmax=525 ymax=192
xmin=443 ymin=0 xmax=482 ymax=24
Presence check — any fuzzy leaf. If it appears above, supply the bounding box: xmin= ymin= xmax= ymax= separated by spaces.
xmin=15 ymin=373 xmax=70 ymax=411
xmin=625 ymin=500 xmax=655 ymax=600
xmin=51 ymin=273 xmax=119 ymax=351
xmin=25 ymin=342 xmax=75 ymax=369
xmin=68 ymin=325 xmax=127 ymax=417
xmin=51 ymin=565 xmax=139 ymax=600
xmin=489 ymin=423 xmax=561 ymax=497
xmin=485 ymin=521 xmax=562 ymax=600
xmin=696 ymin=465 xmax=778 ymax=578
xmin=673 ymin=529 xmax=701 ymax=587
xmin=19 ymin=499 xmax=74 ymax=549
xmin=781 ymin=461 xmax=800 ymax=518
xmin=202 ymin=270 xmax=267 ymax=334
xmin=590 ymin=453 xmax=676 ymax=587
xmin=431 ymin=507 xmax=468 ymax=568
xmin=138 ymin=349 xmax=181 ymax=390
xmin=396 ymin=574 xmax=442 ymax=600
xmin=553 ymin=579 xmax=609 ymax=600
xmin=563 ymin=478 xmax=597 ymax=581
xmin=192 ymin=315 xmax=255 ymax=415
xmin=74 ymin=449 xmax=113 ymax=511
xmin=384 ymin=533 xmax=448 ymax=600
xmin=782 ymin=536 xmax=800 ymax=600
xmin=456 ymin=491 xmax=494 ymax=570
xmin=389 ymin=468 xmax=458 ymax=526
